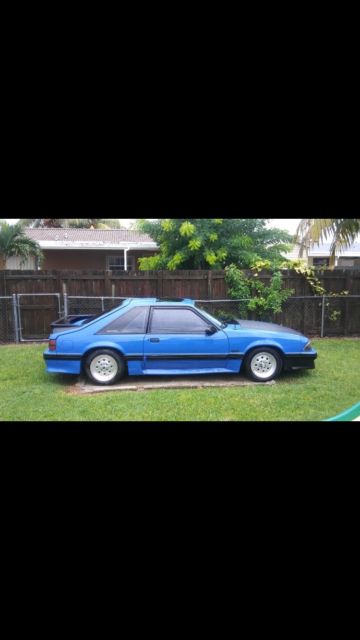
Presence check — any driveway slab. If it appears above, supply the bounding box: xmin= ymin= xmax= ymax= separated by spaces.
xmin=74 ymin=375 xmax=276 ymax=394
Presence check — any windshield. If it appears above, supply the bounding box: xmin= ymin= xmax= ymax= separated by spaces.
xmin=196 ymin=307 xmax=225 ymax=329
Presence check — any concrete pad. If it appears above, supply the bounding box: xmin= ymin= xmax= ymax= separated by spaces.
xmin=74 ymin=374 xmax=276 ymax=394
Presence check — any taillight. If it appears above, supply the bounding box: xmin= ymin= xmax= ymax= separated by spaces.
xmin=49 ymin=339 xmax=57 ymax=351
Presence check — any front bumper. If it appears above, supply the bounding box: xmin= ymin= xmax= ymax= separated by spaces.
xmin=283 ymin=352 xmax=317 ymax=371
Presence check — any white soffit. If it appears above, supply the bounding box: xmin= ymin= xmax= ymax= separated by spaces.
xmin=309 ymin=246 xmax=360 ymax=257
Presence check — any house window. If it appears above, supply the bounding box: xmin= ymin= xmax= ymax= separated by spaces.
xmin=106 ymin=255 xmax=135 ymax=271
xmin=313 ymin=258 xmax=330 ymax=267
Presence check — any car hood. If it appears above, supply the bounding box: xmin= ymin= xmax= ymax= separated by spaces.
xmin=227 ymin=319 xmax=304 ymax=336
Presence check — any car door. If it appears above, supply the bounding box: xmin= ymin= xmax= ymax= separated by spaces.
xmin=143 ymin=306 xmax=232 ymax=374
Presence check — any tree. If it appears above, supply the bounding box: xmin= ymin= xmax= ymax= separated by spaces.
xmin=136 ymin=218 xmax=293 ymax=270
xmin=18 ymin=218 xmax=122 ymax=229
xmin=67 ymin=218 xmax=122 ymax=229
xmin=296 ymin=218 xmax=360 ymax=267
xmin=0 ymin=222 xmax=43 ymax=269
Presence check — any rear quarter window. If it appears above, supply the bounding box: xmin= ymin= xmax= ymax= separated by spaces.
xmin=97 ymin=307 xmax=149 ymax=334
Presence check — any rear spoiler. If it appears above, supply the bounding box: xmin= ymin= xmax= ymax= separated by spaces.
xmin=51 ymin=314 xmax=97 ymax=333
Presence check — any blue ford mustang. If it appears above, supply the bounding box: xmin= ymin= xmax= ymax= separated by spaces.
xmin=43 ymin=298 xmax=317 ymax=385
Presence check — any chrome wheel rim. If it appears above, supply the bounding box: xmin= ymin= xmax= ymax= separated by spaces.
xmin=90 ymin=354 xmax=118 ymax=383
xmin=250 ymin=352 xmax=277 ymax=379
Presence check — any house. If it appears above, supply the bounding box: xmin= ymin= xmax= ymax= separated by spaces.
xmin=5 ymin=228 xmax=159 ymax=271
xmin=284 ymin=235 xmax=360 ymax=268
xmin=308 ymin=237 xmax=360 ymax=268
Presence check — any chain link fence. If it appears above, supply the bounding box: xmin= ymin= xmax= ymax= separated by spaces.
xmin=65 ymin=295 xmax=127 ymax=317
xmin=196 ymin=296 xmax=360 ymax=338
xmin=1 ymin=294 xmax=360 ymax=344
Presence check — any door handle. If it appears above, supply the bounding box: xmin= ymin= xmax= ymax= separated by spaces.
xmin=149 ymin=338 xmax=160 ymax=343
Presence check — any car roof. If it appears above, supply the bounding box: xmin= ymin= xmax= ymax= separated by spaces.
xmin=126 ymin=297 xmax=195 ymax=306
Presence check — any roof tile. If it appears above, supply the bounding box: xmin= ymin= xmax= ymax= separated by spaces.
xmin=25 ymin=227 xmax=155 ymax=244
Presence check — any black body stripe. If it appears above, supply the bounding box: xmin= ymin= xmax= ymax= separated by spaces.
xmin=44 ymin=353 xmax=243 ymax=362
xmin=44 ymin=354 xmax=82 ymax=361
xmin=144 ymin=354 xmax=243 ymax=361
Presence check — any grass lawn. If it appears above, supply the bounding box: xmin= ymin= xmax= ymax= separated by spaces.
xmin=0 ymin=339 xmax=359 ymax=422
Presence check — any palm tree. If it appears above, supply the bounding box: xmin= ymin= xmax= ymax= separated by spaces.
xmin=296 ymin=218 xmax=360 ymax=266
xmin=18 ymin=218 xmax=122 ymax=229
xmin=0 ymin=221 xmax=43 ymax=269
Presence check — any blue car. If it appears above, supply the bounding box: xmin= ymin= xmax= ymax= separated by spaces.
xmin=43 ymin=298 xmax=317 ymax=385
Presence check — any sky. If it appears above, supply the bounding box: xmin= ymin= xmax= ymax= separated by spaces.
xmin=266 ymin=219 xmax=300 ymax=234
xmin=4 ymin=218 xmax=301 ymax=233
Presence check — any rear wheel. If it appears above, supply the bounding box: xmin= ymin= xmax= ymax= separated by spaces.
xmin=245 ymin=347 xmax=282 ymax=382
xmin=85 ymin=349 xmax=125 ymax=385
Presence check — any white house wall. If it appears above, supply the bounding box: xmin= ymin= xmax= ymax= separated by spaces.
xmin=6 ymin=255 xmax=36 ymax=269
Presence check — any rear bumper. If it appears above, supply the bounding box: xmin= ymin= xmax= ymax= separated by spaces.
xmin=283 ymin=352 xmax=317 ymax=371
xmin=43 ymin=353 xmax=82 ymax=375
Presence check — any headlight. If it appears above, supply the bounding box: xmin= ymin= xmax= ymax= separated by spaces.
xmin=304 ymin=341 xmax=312 ymax=351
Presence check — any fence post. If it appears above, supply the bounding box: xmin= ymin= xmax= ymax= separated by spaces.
xmin=105 ymin=270 xmax=112 ymax=297
xmin=207 ymin=271 xmax=213 ymax=300
xmin=343 ymin=272 xmax=351 ymax=336
xmin=1 ymin=271 xmax=6 ymax=296
xmin=321 ymin=295 xmax=326 ymax=338
xmin=157 ymin=271 xmax=164 ymax=298
xmin=12 ymin=294 xmax=19 ymax=344
xmin=63 ymin=292 xmax=68 ymax=318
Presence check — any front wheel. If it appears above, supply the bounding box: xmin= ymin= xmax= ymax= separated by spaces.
xmin=85 ymin=349 xmax=125 ymax=385
xmin=244 ymin=348 xmax=282 ymax=382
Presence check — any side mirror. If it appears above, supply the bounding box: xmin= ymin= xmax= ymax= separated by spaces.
xmin=206 ymin=325 xmax=217 ymax=335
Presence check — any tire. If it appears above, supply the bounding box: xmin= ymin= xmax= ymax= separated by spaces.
xmin=84 ymin=349 xmax=125 ymax=385
xmin=244 ymin=347 xmax=282 ymax=382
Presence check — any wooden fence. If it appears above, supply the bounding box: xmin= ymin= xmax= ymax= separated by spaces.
xmin=1 ymin=268 xmax=360 ymax=299
xmin=1 ymin=268 xmax=360 ymax=342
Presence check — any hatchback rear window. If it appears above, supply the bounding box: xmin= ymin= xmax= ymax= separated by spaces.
xmin=97 ymin=306 xmax=149 ymax=334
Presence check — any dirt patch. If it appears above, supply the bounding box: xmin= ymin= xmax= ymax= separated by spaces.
xmin=68 ymin=374 xmax=276 ymax=395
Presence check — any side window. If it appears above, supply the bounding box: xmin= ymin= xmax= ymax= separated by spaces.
xmin=150 ymin=308 xmax=209 ymax=333
xmin=98 ymin=307 xmax=148 ymax=334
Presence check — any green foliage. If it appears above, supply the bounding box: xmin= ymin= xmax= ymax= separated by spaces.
xmin=179 ymin=221 xmax=196 ymax=237
xmin=137 ymin=218 xmax=293 ymax=271
xmin=277 ymin=258 xmax=352 ymax=323
xmin=18 ymin=218 xmax=121 ymax=229
xmin=283 ymin=260 xmax=351 ymax=309
xmin=328 ymin=309 xmax=341 ymax=322
xmin=225 ymin=262 xmax=294 ymax=321
xmin=68 ymin=219 xmax=122 ymax=229
xmin=138 ymin=254 xmax=162 ymax=270
xmin=282 ymin=259 xmax=327 ymax=295
xmin=0 ymin=222 xmax=43 ymax=269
